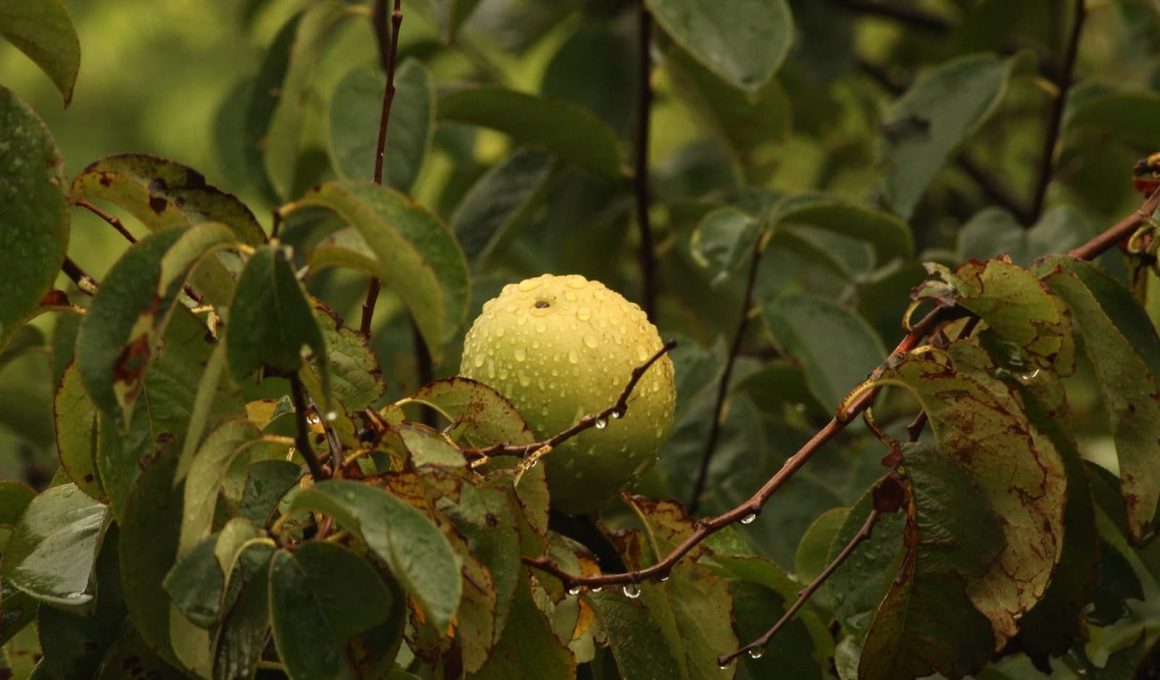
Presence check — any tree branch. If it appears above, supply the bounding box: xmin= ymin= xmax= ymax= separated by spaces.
xmin=77 ymin=198 xmax=136 ymax=244
xmin=1027 ymin=0 xmax=1086 ymax=226
xmin=288 ymin=373 xmax=328 ymax=481
xmin=841 ymin=0 xmax=952 ymax=33
xmin=634 ymin=2 xmax=657 ymax=320
xmin=361 ymin=0 xmax=404 ymax=337
xmin=61 ymin=256 xmax=99 ymax=295
xmin=687 ymin=233 xmax=765 ymax=514
xmin=958 ymin=154 xmax=1033 ymax=225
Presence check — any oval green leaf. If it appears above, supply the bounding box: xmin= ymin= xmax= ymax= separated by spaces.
xmin=0 ymin=0 xmax=80 ymax=104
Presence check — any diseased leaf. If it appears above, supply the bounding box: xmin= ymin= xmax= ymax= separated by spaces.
xmin=292 ymin=181 xmax=470 ymax=360
xmin=329 ymin=60 xmax=434 ymax=193
xmin=646 ymin=0 xmax=793 ymax=92
xmin=0 ymin=0 xmax=80 ymax=104
xmin=310 ymin=299 xmax=385 ymax=412
xmin=288 ymin=480 xmax=461 ymax=633
xmin=438 ymin=87 xmax=623 ymax=179
xmin=0 ymin=85 xmax=69 ymax=351
xmin=864 ymin=343 xmax=1066 ymax=648
xmin=764 ymin=294 xmax=885 ymax=412
xmin=70 ymin=154 xmax=264 ymax=245
xmin=227 ymin=246 xmax=328 ymax=395
xmin=179 ymin=419 xmax=261 ymax=556
xmin=877 ymin=54 xmax=1017 ymax=219
xmin=408 ymin=377 xmax=535 ymax=448
xmin=1 ymin=484 xmax=106 ymax=609
xmin=471 ymin=569 xmax=575 ymax=680
xmin=53 ymin=361 xmax=103 ymax=500
xmin=1041 ymin=258 xmax=1160 ymax=541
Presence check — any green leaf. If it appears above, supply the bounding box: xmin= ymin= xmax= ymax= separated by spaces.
xmin=0 ymin=86 xmax=69 ymax=350
xmin=227 ymin=245 xmax=328 ymax=390
xmin=542 ymin=24 xmax=635 ymax=137
xmin=0 ymin=579 xmax=37 ymax=647
xmin=1 ymin=484 xmax=106 ymax=609
xmin=0 ymin=480 xmax=36 ymax=532
xmin=763 ymin=294 xmax=885 ymax=412
xmin=472 ymin=569 xmax=575 ymax=680
xmin=858 ymin=445 xmax=1001 ymax=680
xmin=688 ymin=207 xmax=760 ymax=287
xmin=408 ymin=377 xmax=535 ymax=448
xmin=237 ymin=460 xmax=301 ymax=525
xmin=163 ymin=535 xmax=224 ymax=629
xmin=40 ymin=525 xmax=131 ymax=680
xmin=0 ymin=0 xmax=80 ymax=104
xmin=438 ymin=87 xmax=623 ymax=179
xmin=914 ymin=256 xmax=1075 ymax=374
xmin=826 ymin=490 xmax=905 ymax=646
xmin=794 ymin=507 xmax=849 ymax=586
xmin=877 ymin=53 xmax=1017 ymax=219
xmin=329 ymin=60 xmax=434 ymax=193
xmin=179 ymin=420 xmax=261 ymax=556
xmin=52 ymin=361 xmax=103 ymax=500
xmin=646 ymin=0 xmax=793 ymax=92
xmin=310 ymin=299 xmax=385 ymax=412
xmin=587 ymin=589 xmax=684 ymax=679
xmin=866 ymin=343 xmax=1067 ymax=648
xmin=70 ymin=154 xmax=264 ymax=245
xmin=450 ymin=149 xmax=554 ymax=268
xmin=245 ymin=6 xmax=346 ymax=201
xmin=1041 ymin=258 xmax=1160 ymax=541
xmin=292 ymin=181 xmax=470 ymax=360
xmin=288 ymin=480 xmax=461 ymax=633
xmin=270 ymin=543 xmax=395 ymax=680
xmin=213 ymin=539 xmax=275 ymax=680
xmin=408 ymin=0 xmax=480 ymax=42
xmin=957 ymin=206 xmax=1094 ymax=267
xmin=1067 ymin=89 xmax=1160 ymax=149
xmin=664 ymin=44 xmax=791 ymax=164
xmin=771 ymin=194 xmax=914 ymax=264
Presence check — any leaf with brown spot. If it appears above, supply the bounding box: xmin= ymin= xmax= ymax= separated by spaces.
xmin=409 ymin=377 xmax=535 ymax=448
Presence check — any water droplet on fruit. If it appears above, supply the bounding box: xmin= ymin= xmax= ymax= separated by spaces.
xmin=514 ymin=347 xmax=526 ymax=361
xmin=622 ymin=583 xmax=641 ymax=598
xmin=518 ymin=278 xmax=543 ymax=291
xmin=565 ymin=290 xmax=577 ymax=301
xmin=535 ymin=322 xmax=546 ymax=333
xmin=568 ymin=350 xmax=579 ymax=364
xmin=518 ymin=371 xmax=530 ymax=387
xmin=740 ymin=513 xmax=758 ymax=525
xmin=567 ymin=277 xmax=586 ymax=289
xmin=472 ymin=355 xmax=485 ymax=368
xmin=584 ymin=335 xmax=599 ymax=349
xmin=577 ymin=306 xmax=592 ymax=321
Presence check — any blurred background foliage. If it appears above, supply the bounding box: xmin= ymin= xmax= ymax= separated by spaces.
xmin=4 ymin=1 xmax=1160 ymax=674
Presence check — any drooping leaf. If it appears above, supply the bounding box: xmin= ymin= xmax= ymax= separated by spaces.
xmin=957 ymin=206 xmax=1094 ymax=266
xmin=291 ymin=181 xmax=469 ymax=360
xmin=1041 ymin=258 xmax=1160 ymax=541
xmin=212 ymin=538 xmax=275 ymax=680
xmin=237 ymin=459 xmax=301 ymax=525
xmin=0 ymin=85 xmax=69 ymax=351
xmin=52 ymin=361 xmax=103 ymax=500
xmin=163 ymin=535 xmax=225 ymax=629
xmin=863 ymin=343 xmax=1067 ymax=648
xmin=471 ymin=569 xmax=575 ymax=680
xmin=288 ymin=480 xmax=461 ymax=633
xmin=438 ymin=87 xmax=623 ymax=179
xmin=310 ymin=298 xmax=385 ymax=412
xmin=877 ymin=53 xmax=1018 ymax=219
xmin=646 ymin=0 xmax=793 ymax=92
xmin=914 ymin=256 xmax=1074 ymax=374
xmin=770 ymin=194 xmax=914 ymax=265
xmin=227 ymin=245 xmax=328 ymax=394
xmin=764 ymin=294 xmax=885 ymax=412
xmin=179 ymin=419 xmax=261 ymax=556
xmin=70 ymin=154 xmax=264 ymax=245
xmin=1 ymin=484 xmax=106 ymax=609
xmin=270 ymin=543 xmax=395 ymax=679
xmin=0 ymin=0 xmax=80 ymax=104
xmin=1067 ymin=89 xmax=1160 ymax=149
xmin=858 ymin=444 xmax=1002 ymax=680
xmin=408 ymin=377 xmax=535 ymax=448
xmin=450 ymin=149 xmax=554 ymax=268
xmin=688 ymin=207 xmax=760 ymax=287
xmin=329 ymin=59 xmax=434 ymax=193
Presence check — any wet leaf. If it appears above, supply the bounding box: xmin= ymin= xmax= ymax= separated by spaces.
xmin=408 ymin=377 xmax=535 ymax=448
xmin=310 ymin=299 xmax=385 ymax=412
xmin=292 ymin=181 xmax=469 ymax=360
xmin=213 ymin=538 xmax=275 ymax=680
xmin=179 ymin=419 xmax=261 ymax=556
xmin=52 ymin=361 xmax=102 ymax=500
xmin=957 ymin=206 xmax=1094 ymax=267
xmin=288 ymin=480 xmax=461 ymax=633
xmin=688 ymin=207 xmax=760 ymax=287
xmin=771 ymin=194 xmax=914 ymax=265
xmin=450 ymin=149 xmax=554 ymax=268
xmin=1 ymin=484 xmax=106 ymax=609
xmin=0 ymin=86 xmax=68 ymax=351
xmin=472 ymin=569 xmax=575 ymax=680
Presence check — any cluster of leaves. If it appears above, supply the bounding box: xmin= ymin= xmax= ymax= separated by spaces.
xmin=2 ymin=0 xmax=1160 ymax=679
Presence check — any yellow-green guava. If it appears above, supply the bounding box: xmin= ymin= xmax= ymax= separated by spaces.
xmin=460 ymin=274 xmax=676 ymax=514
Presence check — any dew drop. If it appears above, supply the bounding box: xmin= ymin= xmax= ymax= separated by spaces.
xmin=514 ymin=347 xmax=527 ymax=362
xmin=591 ymin=586 xmax=603 ymax=593
xmin=611 ymin=409 xmax=624 ymax=419
xmin=1017 ymin=368 xmax=1041 ymax=384
xmin=472 ymin=354 xmax=485 ymax=368
xmin=518 ymin=371 xmax=531 ymax=387
xmin=748 ymin=648 xmax=765 ymax=660
xmin=718 ymin=661 xmax=730 ymax=671
xmin=583 ymin=335 xmax=599 ymax=349
xmin=567 ymin=277 xmax=587 ymax=289
xmin=518 ymin=278 xmax=543 ymax=292
xmin=594 ymin=418 xmax=608 ymax=430
xmin=527 ymin=459 xmax=539 ymax=469
xmin=567 ymin=585 xmax=582 ymax=596
xmin=568 ymin=350 xmax=579 ymax=364
xmin=325 ymin=411 xmax=337 ymax=422
xmin=622 ymin=583 xmax=641 ymax=599
xmin=577 ymin=306 xmax=592 ymax=321
xmin=535 ymin=322 xmax=546 ymax=333
xmin=794 ymin=403 xmax=806 ymax=413
xmin=740 ymin=513 xmax=758 ymax=525
xmin=659 ymin=575 xmax=670 ymax=583
xmin=565 ymin=290 xmax=577 ymax=301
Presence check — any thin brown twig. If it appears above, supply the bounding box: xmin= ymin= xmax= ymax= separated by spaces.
xmin=463 ymin=340 xmax=677 ymax=462
xmin=842 ymin=0 xmax=952 ymax=32
xmin=361 ymin=0 xmax=404 ymax=337
xmin=718 ymin=507 xmax=884 ymax=667
xmin=634 ymin=1 xmax=657 ymax=320
xmin=688 ymin=233 xmax=765 ymax=514
xmin=77 ymin=198 xmax=136 ymax=244
xmin=288 ymin=373 xmax=328 ymax=482
xmin=958 ymin=154 xmax=1033 ymax=225
xmin=1027 ymin=0 xmax=1086 ymax=226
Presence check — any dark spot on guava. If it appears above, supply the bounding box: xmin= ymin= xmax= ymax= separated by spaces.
xmin=534 ymin=300 xmax=550 ymax=309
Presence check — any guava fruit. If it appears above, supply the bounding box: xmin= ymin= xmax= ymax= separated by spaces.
xmin=460 ymin=274 xmax=676 ymax=514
